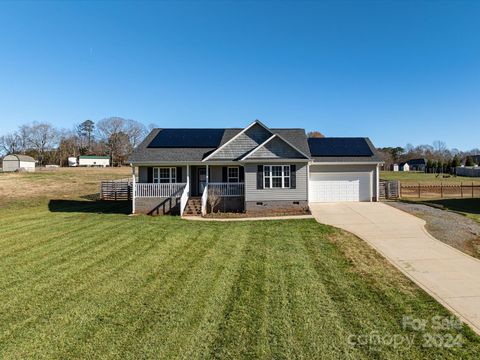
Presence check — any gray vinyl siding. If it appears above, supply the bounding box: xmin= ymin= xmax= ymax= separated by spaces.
xmin=209 ymin=123 xmax=271 ymax=160
xmin=248 ymin=136 xmax=306 ymax=159
xmin=309 ymin=163 xmax=379 ymax=200
xmin=244 ymin=163 xmax=308 ymax=202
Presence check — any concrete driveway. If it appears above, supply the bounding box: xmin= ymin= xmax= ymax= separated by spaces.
xmin=310 ymin=202 xmax=480 ymax=335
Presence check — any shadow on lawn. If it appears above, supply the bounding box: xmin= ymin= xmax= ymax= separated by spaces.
xmin=424 ymin=198 xmax=480 ymax=215
xmin=48 ymin=199 xmax=131 ymax=214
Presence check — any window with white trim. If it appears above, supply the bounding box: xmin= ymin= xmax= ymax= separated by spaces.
xmin=227 ymin=167 xmax=239 ymax=183
xmin=263 ymin=165 xmax=290 ymax=188
xmin=153 ymin=167 xmax=177 ymax=183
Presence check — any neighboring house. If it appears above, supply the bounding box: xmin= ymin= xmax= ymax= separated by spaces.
xmin=78 ymin=156 xmax=110 ymax=167
xmin=128 ymin=120 xmax=383 ymax=216
xmin=462 ymin=155 xmax=480 ymax=166
xmin=401 ymin=158 xmax=426 ymax=172
xmin=2 ymin=154 xmax=35 ymax=172
xmin=390 ymin=164 xmax=399 ymax=171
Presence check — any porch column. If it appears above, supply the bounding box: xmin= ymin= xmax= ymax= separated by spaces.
xmin=186 ymin=164 xmax=190 ymax=195
xmin=206 ymin=164 xmax=209 ymax=186
xmin=131 ymin=165 xmax=136 ymax=214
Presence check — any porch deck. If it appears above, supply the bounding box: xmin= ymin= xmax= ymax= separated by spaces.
xmin=133 ymin=182 xmax=245 ymax=215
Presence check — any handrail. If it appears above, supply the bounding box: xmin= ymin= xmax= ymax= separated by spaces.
xmin=135 ymin=183 xmax=186 ymax=198
xmin=201 ymin=184 xmax=208 ymax=216
xmin=208 ymin=182 xmax=245 ymax=196
xmin=180 ymin=184 xmax=189 ymax=216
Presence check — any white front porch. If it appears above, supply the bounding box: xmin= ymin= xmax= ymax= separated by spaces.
xmin=131 ymin=164 xmax=245 ymax=215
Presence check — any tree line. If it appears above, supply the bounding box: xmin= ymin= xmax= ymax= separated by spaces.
xmin=0 ymin=117 xmax=152 ymax=166
xmin=378 ymin=140 xmax=480 ymax=172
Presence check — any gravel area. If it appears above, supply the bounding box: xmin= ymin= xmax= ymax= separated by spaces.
xmin=388 ymin=201 xmax=480 ymax=259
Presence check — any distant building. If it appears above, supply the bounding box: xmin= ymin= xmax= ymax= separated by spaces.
xmin=463 ymin=155 xmax=480 ymax=166
xmin=399 ymin=162 xmax=410 ymax=172
xmin=390 ymin=164 xmax=399 ymax=172
xmin=2 ymin=154 xmax=36 ymax=172
xmin=78 ymin=156 xmax=110 ymax=167
xmin=407 ymin=158 xmax=427 ymax=171
xmin=68 ymin=157 xmax=78 ymax=167
xmin=400 ymin=158 xmax=427 ymax=172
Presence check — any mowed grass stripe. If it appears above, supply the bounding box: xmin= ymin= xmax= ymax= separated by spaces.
xmin=0 ymin=219 xmax=132 ymax=292
xmin=59 ymin=221 xmax=229 ymax=359
xmin=0 ymin=201 xmax=479 ymax=359
xmin=0 ymin=223 xmax=146 ymax=347
xmin=1 ymin=219 xmax=221 ymax=358
xmin=265 ymin=221 xmax=361 ymax=359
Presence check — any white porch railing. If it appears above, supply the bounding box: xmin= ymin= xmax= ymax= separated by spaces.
xmin=201 ymin=184 xmax=208 ymax=216
xmin=208 ymin=182 xmax=245 ymax=197
xmin=135 ymin=183 xmax=187 ymax=198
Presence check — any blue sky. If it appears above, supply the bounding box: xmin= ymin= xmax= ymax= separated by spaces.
xmin=0 ymin=1 xmax=479 ymax=150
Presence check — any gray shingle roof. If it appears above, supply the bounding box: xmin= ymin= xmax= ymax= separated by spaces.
xmin=129 ymin=125 xmax=380 ymax=164
xmin=129 ymin=127 xmax=310 ymax=163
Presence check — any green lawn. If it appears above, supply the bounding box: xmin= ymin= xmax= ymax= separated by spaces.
xmin=381 ymin=171 xmax=480 ymax=184
xmin=1 ymin=200 xmax=479 ymax=359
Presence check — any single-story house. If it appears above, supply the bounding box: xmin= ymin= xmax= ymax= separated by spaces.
xmin=78 ymin=156 xmax=110 ymax=167
xmin=390 ymin=164 xmax=399 ymax=172
xmin=128 ymin=120 xmax=383 ymax=216
xmin=400 ymin=158 xmax=426 ymax=172
xmin=2 ymin=154 xmax=36 ymax=172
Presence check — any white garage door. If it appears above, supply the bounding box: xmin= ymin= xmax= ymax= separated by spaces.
xmin=309 ymin=172 xmax=371 ymax=202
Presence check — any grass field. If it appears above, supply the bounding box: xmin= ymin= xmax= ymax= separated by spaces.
xmin=381 ymin=171 xmax=480 ymax=184
xmin=0 ymin=167 xmax=130 ymax=203
xmin=1 ymin=169 xmax=479 ymax=358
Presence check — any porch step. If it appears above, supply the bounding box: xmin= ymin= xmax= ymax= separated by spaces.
xmin=184 ymin=197 xmax=202 ymax=216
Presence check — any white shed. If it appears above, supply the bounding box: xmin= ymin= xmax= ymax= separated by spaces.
xmin=400 ymin=163 xmax=410 ymax=172
xmin=2 ymin=154 xmax=36 ymax=172
xmin=78 ymin=156 xmax=110 ymax=167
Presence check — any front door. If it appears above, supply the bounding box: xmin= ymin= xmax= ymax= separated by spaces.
xmin=198 ymin=168 xmax=207 ymax=195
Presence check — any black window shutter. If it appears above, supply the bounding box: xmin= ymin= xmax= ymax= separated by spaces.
xmin=176 ymin=167 xmax=182 ymax=183
xmin=222 ymin=167 xmax=227 ymax=182
xmin=290 ymin=165 xmax=296 ymax=189
xmin=239 ymin=166 xmax=245 ymax=182
xmin=147 ymin=167 xmax=153 ymax=183
xmin=257 ymin=165 xmax=263 ymax=189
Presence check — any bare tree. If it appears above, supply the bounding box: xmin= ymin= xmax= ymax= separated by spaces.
xmin=207 ymin=188 xmax=222 ymax=213
xmin=27 ymin=122 xmax=58 ymax=165
xmin=97 ymin=117 xmax=147 ymax=165
xmin=0 ymin=132 xmax=21 ymax=155
xmin=307 ymin=131 xmax=325 ymax=138
xmin=16 ymin=124 xmax=32 ymax=154
xmin=125 ymin=119 xmax=147 ymax=148
xmin=148 ymin=123 xmax=158 ymax=131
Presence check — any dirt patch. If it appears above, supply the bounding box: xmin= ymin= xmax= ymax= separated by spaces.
xmin=204 ymin=207 xmax=311 ymax=218
xmin=388 ymin=201 xmax=480 ymax=259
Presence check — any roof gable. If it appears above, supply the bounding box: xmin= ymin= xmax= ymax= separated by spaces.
xmin=242 ymin=134 xmax=309 ymax=160
xmin=205 ymin=121 xmax=273 ymax=161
